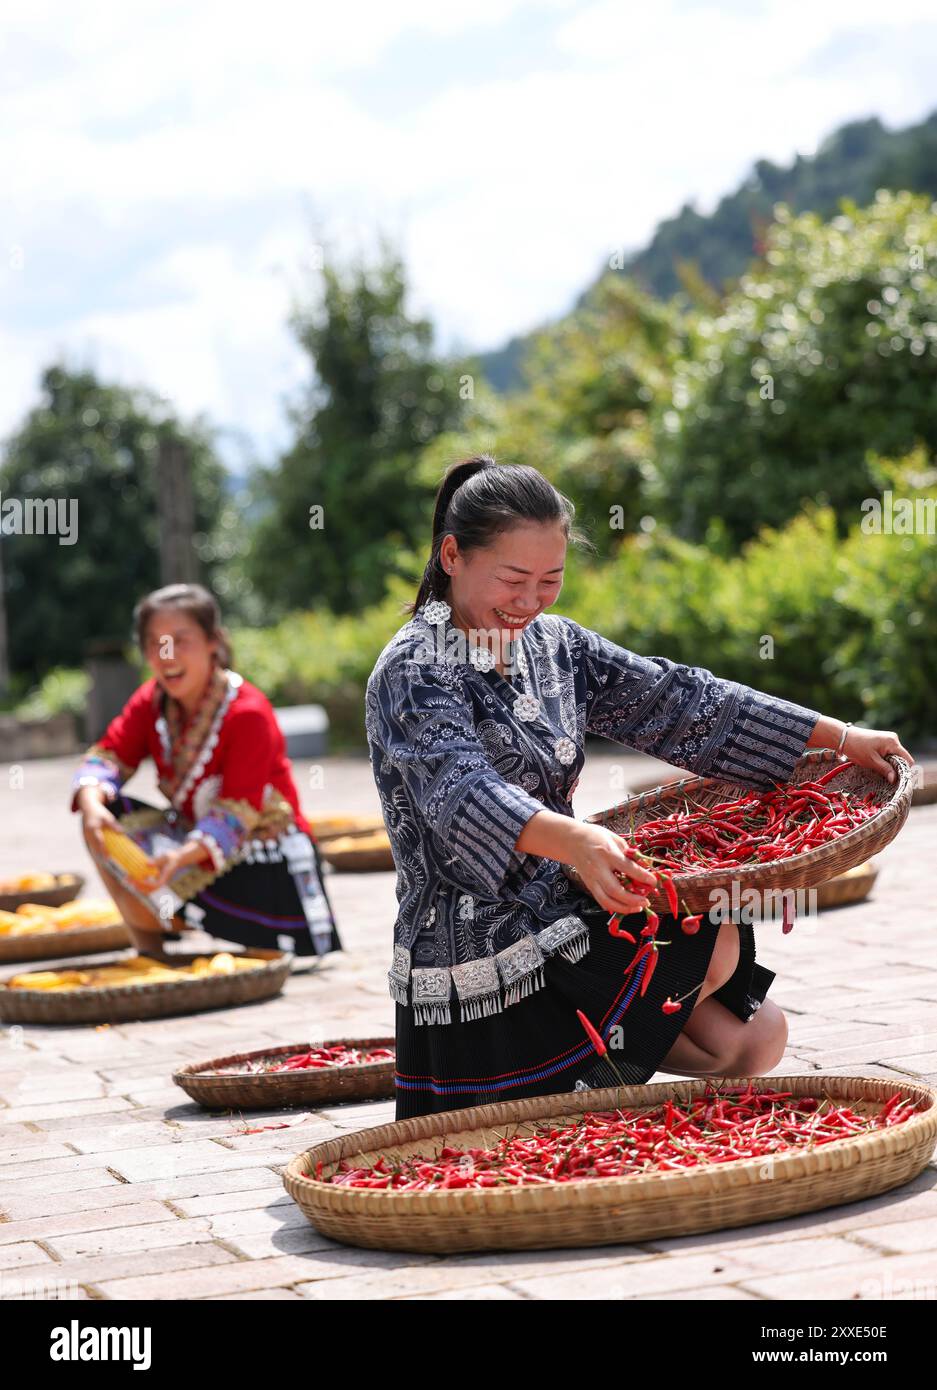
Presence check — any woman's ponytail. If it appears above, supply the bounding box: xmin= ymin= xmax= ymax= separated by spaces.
xmin=406 ymin=455 xmax=496 ymax=616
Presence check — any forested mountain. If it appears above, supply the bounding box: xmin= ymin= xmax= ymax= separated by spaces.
xmin=479 ymin=110 xmax=937 ymax=392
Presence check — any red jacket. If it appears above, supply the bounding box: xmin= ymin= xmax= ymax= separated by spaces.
xmin=71 ymin=673 xmax=311 ymax=870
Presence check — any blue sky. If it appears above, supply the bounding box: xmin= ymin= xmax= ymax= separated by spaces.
xmin=2 ymin=0 xmax=936 ymax=470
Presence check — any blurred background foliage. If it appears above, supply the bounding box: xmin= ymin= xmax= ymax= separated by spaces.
xmin=3 ymin=113 xmax=937 ymax=748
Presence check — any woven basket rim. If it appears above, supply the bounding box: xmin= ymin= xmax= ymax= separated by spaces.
xmin=0 ymin=873 xmax=85 ymax=909
xmin=284 ymin=1074 xmax=936 ymax=1204
xmin=0 ymin=918 xmax=128 ymax=939
xmin=2 ymin=946 xmax=288 ymax=1003
xmin=174 ymin=1035 xmax=396 ymax=1080
xmin=580 ymin=750 xmax=912 ymax=888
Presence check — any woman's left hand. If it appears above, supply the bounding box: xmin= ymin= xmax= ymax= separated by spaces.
xmin=142 ymin=841 xmax=211 ymax=891
xmin=142 ymin=849 xmax=187 ymax=891
xmin=843 ymin=727 xmax=914 ymax=784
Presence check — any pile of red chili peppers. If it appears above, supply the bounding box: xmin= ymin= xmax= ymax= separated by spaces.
xmin=619 ymin=760 xmax=878 ymax=875
xmin=317 ymin=1083 xmax=920 ymax=1188
xmin=215 ymin=1044 xmax=395 ymax=1075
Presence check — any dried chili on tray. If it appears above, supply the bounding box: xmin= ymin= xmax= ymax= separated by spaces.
xmin=317 ymin=1084 xmax=921 ymax=1189
xmin=213 ymin=1044 xmax=395 ymax=1076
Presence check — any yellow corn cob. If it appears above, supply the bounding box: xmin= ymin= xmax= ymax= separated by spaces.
xmin=101 ymin=828 xmax=157 ymax=884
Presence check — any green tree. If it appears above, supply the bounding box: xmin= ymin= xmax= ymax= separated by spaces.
xmin=0 ymin=365 xmax=227 ymax=678
xmin=247 ymin=240 xmax=468 ymax=616
xmin=654 ymin=191 xmax=937 ymax=543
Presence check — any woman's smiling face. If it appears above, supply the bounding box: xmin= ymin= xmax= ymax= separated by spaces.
xmin=440 ymin=521 xmax=567 ymax=643
xmin=142 ymin=608 xmax=217 ymax=712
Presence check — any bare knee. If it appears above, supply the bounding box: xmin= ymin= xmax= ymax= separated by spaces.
xmin=730 ymin=1003 xmax=788 ymax=1074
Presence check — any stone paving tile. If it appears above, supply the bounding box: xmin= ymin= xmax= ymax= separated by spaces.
xmin=736 ymin=1250 xmax=937 ymax=1300
xmin=0 ymin=1142 xmax=77 ymax=1164
xmin=0 ymin=1096 xmax=136 ymax=1124
xmin=0 ymin=1242 xmax=55 ymax=1270
xmin=46 ymin=1218 xmax=217 ymax=1261
xmin=222 ymin=1227 xmax=335 ymax=1259
xmin=216 ymin=1288 xmax=305 ymax=1300
xmin=0 ymin=1201 xmax=179 ymax=1248
xmin=0 ymin=1166 xmax=283 ymax=1221
xmin=850 ymin=1216 xmax=937 ymax=1255
xmin=1 ymin=1167 xmax=124 ymax=1200
xmin=651 ymin=1285 xmax=760 ymax=1299
xmin=506 ymin=1252 xmax=764 ymax=1300
xmin=96 ymin=1252 xmax=370 ymax=1300
xmin=414 ymin=1284 xmax=527 ymax=1300
xmin=169 ymin=1186 xmax=290 ymax=1218
xmin=94 ymin=1141 xmax=288 ymax=1183
xmin=14 ymin=1242 xmax=238 ymax=1291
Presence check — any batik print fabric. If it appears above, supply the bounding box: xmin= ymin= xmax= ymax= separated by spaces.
xmin=365 ymin=606 xmax=821 ymax=1026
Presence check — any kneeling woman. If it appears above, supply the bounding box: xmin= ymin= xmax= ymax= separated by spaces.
xmin=366 ymin=456 xmax=912 ymax=1119
xmin=72 ymin=583 xmax=342 ymax=962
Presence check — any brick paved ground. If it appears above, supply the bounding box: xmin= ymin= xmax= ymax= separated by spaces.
xmin=1 ymin=750 xmax=935 ymax=1301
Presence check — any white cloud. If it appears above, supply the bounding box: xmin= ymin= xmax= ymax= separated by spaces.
xmin=1 ymin=0 xmax=934 ymax=456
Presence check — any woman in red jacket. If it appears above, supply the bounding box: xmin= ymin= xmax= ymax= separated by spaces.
xmin=71 ymin=583 xmax=342 ymax=961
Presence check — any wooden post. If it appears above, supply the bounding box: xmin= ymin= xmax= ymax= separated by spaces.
xmin=156 ymin=438 xmax=199 ymax=584
xmin=0 ymin=539 xmax=9 ymax=696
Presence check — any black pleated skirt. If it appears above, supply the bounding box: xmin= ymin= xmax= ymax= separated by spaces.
xmin=108 ymin=794 xmax=343 ymax=959
xmin=394 ymin=898 xmax=776 ymax=1120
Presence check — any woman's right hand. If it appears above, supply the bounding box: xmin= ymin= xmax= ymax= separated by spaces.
xmin=568 ymin=823 xmax=658 ymax=915
xmin=79 ymin=788 xmax=118 ymax=856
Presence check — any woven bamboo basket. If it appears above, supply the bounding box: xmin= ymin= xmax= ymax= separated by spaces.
xmin=0 ymin=873 xmax=84 ymax=913
xmin=173 ymin=1036 xmax=396 ymax=1109
xmin=308 ymin=815 xmax=386 ymax=842
xmin=563 ymin=750 xmax=912 ymax=915
xmin=815 ymin=860 xmax=879 ymax=911
xmin=283 ymin=1074 xmax=937 ymax=1254
xmin=0 ymin=948 xmax=291 ymax=1025
xmin=0 ymin=920 xmax=132 ymax=963
xmin=318 ymin=831 xmax=395 ymax=873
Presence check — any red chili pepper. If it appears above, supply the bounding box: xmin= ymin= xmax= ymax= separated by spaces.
xmin=662 ymin=997 xmax=681 ymax=1014
xmin=641 ymin=909 xmax=660 ymax=938
xmin=659 ymin=872 xmax=679 ymax=917
xmin=640 ymin=944 xmax=660 ymax=996
xmin=681 ymin=913 xmax=703 ymax=934
xmin=576 ymin=1008 xmax=607 ymax=1057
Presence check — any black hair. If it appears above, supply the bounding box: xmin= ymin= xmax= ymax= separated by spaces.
xmin=405 ymin=454 xmax=593 ymax=616
xmin=133 ymin=583 xmax=233 ymax=668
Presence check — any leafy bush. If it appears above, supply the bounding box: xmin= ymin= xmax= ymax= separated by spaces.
xmin=15 ymin=667 xmax=91 ymax=723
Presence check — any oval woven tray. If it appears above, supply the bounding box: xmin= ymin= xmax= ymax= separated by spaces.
xmin=319 ymin=836 xmax=395 ymax=873
xmin=283 ymin=1074 xmax=937 ymax=1253
xmin=174 ymin=1036 xmax=396 ymax=1109
xmin=309 ymin=816 xmax=386 ymax=842
xmin=0 ymin=920 xmax=132 ymax=963
xmin=0 ymin=948 xmax=291 ymax=1025
xmin=815 ymin=859 xmax=878 ymax=911
xmin=564 ymin=750 xmax=912 ymax=914
xmin=0 ymin=874 xmax=84 ymax=913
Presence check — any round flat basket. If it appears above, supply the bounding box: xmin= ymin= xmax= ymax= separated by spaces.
xmin=0 ymin=874 xmax=84 ymax=913
xmin=815 ymin=859 xmax=879 ymax=911
xmin=0 ymin=920 xmax=132 ymax=963
xmin=283 ymin=1074 xmax=937 ymax=1254
xmin=564 ymin=750 xmax=912 ymax=914
xmin=173 ymin=1036 xmax=396 ymax=1109
xmin=309 ymin=815 xmax=386 ymax=842
xmin=0 ymin=948 xmax=291 ymax=1025
xmin=319 ymin=833 xmax=395 ymax=873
